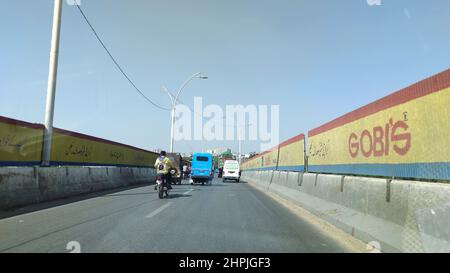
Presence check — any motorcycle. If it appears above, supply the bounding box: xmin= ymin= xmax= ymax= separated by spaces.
xmin=156 ymin=175 xmax=170 ymax=199
xmin=156 ymin=169 xmax=177 ymax=199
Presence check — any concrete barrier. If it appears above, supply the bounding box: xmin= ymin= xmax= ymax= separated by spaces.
xmin=271 ymin=171 xmax=280 ymax=185
xmin=274 ymin=171 xmax=289 ymax=187
xmin=0 ymin=166 xmax=156 ymax=210
xmin=262 ymin=171 xmax=274 ymax=189
xmin=0 ymin=168 xmax=41 ymax=209
xmin=404 ymin=181 xmax=450 ymax=252
xmin=241 ymin=170 xmax=450 ymax=253
xmin=298 ymin=173 xmax=317 ymax=195
xmin=286 ymin=172 xmax=301 ymax=189
xmin=315 ymin=174 xmax=344 ymax=205
xmin=243 ymin=171 xmax=254 ymax=183
xmin=243 ymin=170 xmax=272 ymax=189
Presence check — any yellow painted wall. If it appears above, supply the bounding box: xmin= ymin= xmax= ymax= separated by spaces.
xmin=51 ymin=130 xmax=158 ymax=167
xmin=0 ymin=119 xmax=43 ymax=165
xmin=308 ymin=87 xmax=450 ymax=166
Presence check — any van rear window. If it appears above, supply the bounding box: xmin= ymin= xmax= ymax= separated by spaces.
xmin=196 ymin=156 xmax=210 ymax=162
xmin=224 ymin=163 xmax=239 ymax=169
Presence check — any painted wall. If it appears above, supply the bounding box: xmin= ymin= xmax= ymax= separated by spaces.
xmin=241 ymin=134 xmax=306 ymax=172
xmin=0 ymin=117 xmax=158 ymax=168
xmin=242 ymin=69 xmax=449 ymax=181
xmin=0 ymin=116 xmax=44 ymax=166
xmin=308 ymin=69 xmax=450 ymax=180
xmin=278 ymin=134 xmax=305 ymax=172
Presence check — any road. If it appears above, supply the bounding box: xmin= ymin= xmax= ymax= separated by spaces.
xmin=0 ymin=178 xmax=359 ymax=253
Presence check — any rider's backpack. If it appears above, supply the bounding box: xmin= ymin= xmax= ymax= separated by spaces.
xmin=158 ymin=158 xmax=166 ymax=171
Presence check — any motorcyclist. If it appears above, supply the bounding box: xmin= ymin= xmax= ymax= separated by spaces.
xmin=182 ymin=165 xmax=188 ymax=179
xmin=154 ymin=151 xmax=174 ymax=190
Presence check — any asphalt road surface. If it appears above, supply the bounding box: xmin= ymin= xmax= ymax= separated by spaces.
xmin=0 ymin=178 xmax=357 ymax=253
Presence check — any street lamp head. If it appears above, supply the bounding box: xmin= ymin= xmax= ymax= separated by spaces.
xmin=194 ymin=73 xmax=208 ymax=80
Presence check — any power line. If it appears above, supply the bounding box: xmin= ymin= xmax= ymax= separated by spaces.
xmin=75 ymin=4 xmax=170 ymax=111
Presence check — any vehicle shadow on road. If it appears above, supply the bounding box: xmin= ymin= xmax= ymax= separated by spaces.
xmin=168 ymin=194 xmax=192 ymax=199
xmin=104 ymin=192 xmax=157 ymax=197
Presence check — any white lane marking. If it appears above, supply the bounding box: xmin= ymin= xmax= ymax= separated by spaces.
xmin=183 ymin=189 xmax=193 ymax=195
xmin=144 ymin=202 xmax=172 ymax=219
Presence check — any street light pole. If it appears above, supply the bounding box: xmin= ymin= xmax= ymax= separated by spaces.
xmin=169 ymin=104 xmax=176 ymax=153
xmin=42 ymin=0 xmax=63 ymax=166
xmin=238 ymin=128 xmax=242 ymax=164
xmin=162 ymin=72 xmax=208 ymax=153
xmin=236 ymin=122 xmax=252 ymax=164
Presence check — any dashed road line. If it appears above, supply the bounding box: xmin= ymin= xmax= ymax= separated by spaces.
xmin=144 ymin=202 xmax=172 ymax=219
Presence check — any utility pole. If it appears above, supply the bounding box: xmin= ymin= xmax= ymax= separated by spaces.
xmin=42 ymin=0 xmax=63 ymax=166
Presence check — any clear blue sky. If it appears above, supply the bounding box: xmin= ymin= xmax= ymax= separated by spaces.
xmin=1 ymin=0 xmax=449 ymax=154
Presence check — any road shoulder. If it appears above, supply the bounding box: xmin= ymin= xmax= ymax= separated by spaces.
xmin=247 ymin=181 xmax=373 ymax=253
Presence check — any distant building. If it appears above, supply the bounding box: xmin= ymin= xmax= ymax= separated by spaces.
xmin=206 ymin=147 xmax=229 ymax=155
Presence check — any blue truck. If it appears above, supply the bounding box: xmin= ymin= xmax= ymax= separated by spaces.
xmin=190 ymin=153 xmax=214 ymax=185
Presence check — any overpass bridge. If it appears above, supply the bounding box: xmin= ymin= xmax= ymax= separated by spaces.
xmin=1 ymin=69 xmax=449 ymax=253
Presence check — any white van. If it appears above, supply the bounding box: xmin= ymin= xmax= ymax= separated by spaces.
xmin=222 ymin=160 xmax=241 ymax=183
